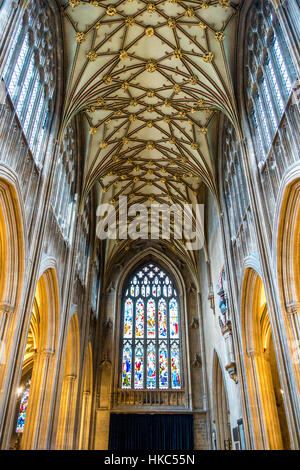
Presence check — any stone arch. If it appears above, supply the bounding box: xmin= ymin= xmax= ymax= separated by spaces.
xmin=212 ymin=350 xmax=231 ymax=450
xmin=110 ymin=248 xmax=194 ymax=405
xmin=12 ymin=266 xmax=60 ymax=450
xmin=273 ymin=168 xmax=300 ymax=397
xmin=0 ymin=171 xmax=26 ymax=343
xmin=0 ymin=171 xmax=27 ymax=443
xmin=241 ymin=268 xmax=291 ymax=449
xmin=55 ymin=313 xmax=80 ymax=450
xmin=93 ymin=247 xmax=203 ymax=449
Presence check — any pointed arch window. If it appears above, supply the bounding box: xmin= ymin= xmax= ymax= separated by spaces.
xmin=121 ymin=262 xmax=182 ymax=391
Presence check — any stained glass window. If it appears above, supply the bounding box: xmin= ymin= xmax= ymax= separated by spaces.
xmin=16 ymin=379 xmax=31 ymax=433
xmin=120 ymin=262 xmax=182 ymax=390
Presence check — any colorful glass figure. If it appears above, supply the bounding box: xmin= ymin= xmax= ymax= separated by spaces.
xmin=171 ymin=344 xmax=181 ymax=389
xmin=159 ymin=343 xmax=168 ymax=389
xmin=169 ymin=298 xmax=179 ymax=338
xmin=16 ymin=380 xmax=31 ymax=433
xmin=122 ymin=343 xmax=132 ymax=388
xmin=158 ymin=299 xmax=167 ymax=338
xmin=124 ymin=298 xmax=133 ymax=338
xmin=147 ymin=298 xmax=156 ymax=337
xmin=134 ymin=343 xmax=144 ymax=389
xmin=147 ymin=341 xmax=156 ymax=388
xmin=135 ymin=298 xmax=144 ymax=338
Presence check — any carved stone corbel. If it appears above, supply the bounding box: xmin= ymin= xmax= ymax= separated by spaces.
xmin=191 ymin=353 xmax=202 ymax=368
xmin=208 ymin=288 xmax=215 ymax=312
xmin=105 ymin=281 xmax=115 ymax=293
xmin=103 ymin=318 xmax=113 ymax=330
xmin=100 ymin=353 xmax=111 ymax=369
xmin=187 ymin=282 xmax=196 ymax=294
xmin=225 ymin=362 xmax=238 ymax=384
xmin=189 ymin=317 xmax=199 ymax=329
xmin=176 ymin=258 xmax=185 ymax=270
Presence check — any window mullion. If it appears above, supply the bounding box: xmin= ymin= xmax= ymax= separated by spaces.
xmin=132 ymin=297 xmax=136 ymax=390
xmin=155 ymin=288 xmax=159 ymax=390
xmin=144 ymin=292 xmax=147 ymax=390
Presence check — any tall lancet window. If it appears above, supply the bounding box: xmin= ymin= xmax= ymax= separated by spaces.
xmin=121 ymin=263 xmax=182 ymax=391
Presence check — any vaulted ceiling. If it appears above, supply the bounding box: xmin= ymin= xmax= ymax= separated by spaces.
xmin=59 ymin=0 xmax=240 ymax=269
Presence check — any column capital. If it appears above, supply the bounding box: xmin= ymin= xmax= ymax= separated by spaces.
xmin=41 ymin=348 xmax=55 ymax=358
xmin=286 ymin=301 xmax=300 ymax=315
xmin=246 ymin=348 xmax=261 ymax=358
xmin=64 ymin=374 xmax=77 ymax=383
xmin=0 ymin=302 xmax=14 ymax=315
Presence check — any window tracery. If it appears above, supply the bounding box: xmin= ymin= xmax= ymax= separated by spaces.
xmin=121 ymin=262 xmax=182 ymax=391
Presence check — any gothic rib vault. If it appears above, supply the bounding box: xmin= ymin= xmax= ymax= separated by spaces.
xmin=59 ymin=0 xmax=240 ymax=269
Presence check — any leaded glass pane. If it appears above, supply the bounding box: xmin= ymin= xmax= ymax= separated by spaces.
xmin=169 ymin=298 xmax=179 ymax=338
xmin=122 ymin=342 xmax=132 ymax=388
xmin=147 ymin=341 xmax=156 ymax=389
xmin=124 ymin=298 xmax=133 ymax=338
xmin=171 ymin=343 xmax=181 ymax=389
xmin=134 ymin=342 xmax=144 ymax=389
xmin=159 ymin=342 xmax=168 ymax=389
xmin=16 ymin=380 xmax=31 ymax=433
xmin=158 ymin=299 xmax=167 ymax=338
xmin=135 ymin=298 xmax=144 ymax=338
xmin=147 ymin=298 xmax=156 ymax=338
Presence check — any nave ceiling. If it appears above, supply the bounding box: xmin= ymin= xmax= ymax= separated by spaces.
xmin=59 ymin=0 xmax=240 ymax=269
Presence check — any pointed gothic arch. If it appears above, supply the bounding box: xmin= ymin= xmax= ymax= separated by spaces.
xmin=241 ymin=268 xmax=291 ymax=449
xmin=0 ymin=172 xmax=27 ymax=445
xmin=110 ymin=248 xmax=194 ymax=409
xmin=274 ymin=172 xmax=300 ymax=400
xmin=12 ymin=267 xmax=60 ymax=450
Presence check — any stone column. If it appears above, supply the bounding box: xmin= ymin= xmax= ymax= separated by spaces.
xmin=20 ymin=348 xmax=55 ymax=450
xmin=61 ymin=374 xmax=77 ymax=450
xmin=246 ymin=349 xmax=283 ymax=450
xmin=286 ymin=301 xmax=300 ymax=356
xmin=79 ymin=390 xmax=91 ymax=450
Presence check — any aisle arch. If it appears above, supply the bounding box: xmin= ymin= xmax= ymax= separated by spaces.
xmin=241 ymin=268 xmax=291 ymax=449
